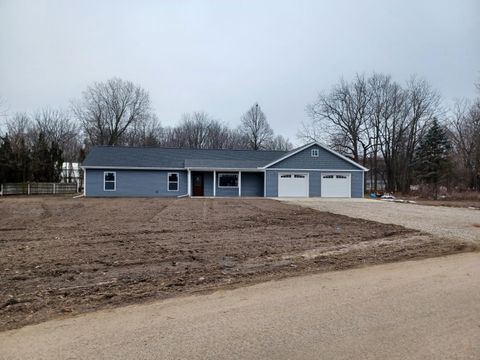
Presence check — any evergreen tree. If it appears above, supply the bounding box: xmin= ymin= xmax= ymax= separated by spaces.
xmin=414 ymin=119 xmax=451 ymax=199
xmin=49 ymin=140 xmax=64 ymax=182
xmin=31 ymin=132 xmax=51 ymax=182
xmin=31 ymin=132 xmax=64 ymax=182
xmin=13 ymin=137 xmax=31 ymax=183
xmin=0 ymin=136 xmax=16 ymax=183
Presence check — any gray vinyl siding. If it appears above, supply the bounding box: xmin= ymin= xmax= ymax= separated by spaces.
xmin=350 ymin=172 xmax=363 ymax=198
xmin=216 ymin=187 xmax=239 ymax=197
xmin=265 ymin=171 xmax=278 ymax=197
xmin=309 ymin=172 xmax=322 ymax=197
xmin=270 ymin=145 xmax=360 ymax=170
xmin=85 ymin=169 xmax=188 ymax=197
xmin=240 ymin=172 xmax=264 ymax=197
xmin=266 ymin=170 xmax=364 ymax=198
xmin=203 ymin=172 xmax=214 ymax=196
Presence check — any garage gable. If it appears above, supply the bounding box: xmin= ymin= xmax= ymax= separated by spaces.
xmin=265 ymin=143 xmax=365 ymax=170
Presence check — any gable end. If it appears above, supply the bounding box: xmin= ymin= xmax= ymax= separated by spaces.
xmin=266 ymin=143 xmax=366 ymax=170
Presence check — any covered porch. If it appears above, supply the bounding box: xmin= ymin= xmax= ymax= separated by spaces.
xmin=186 ymin=169 xmax=265 ymax=197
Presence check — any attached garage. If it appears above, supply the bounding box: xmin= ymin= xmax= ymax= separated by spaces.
xmin=321 ymin=173 xmax=351 ymax=198
xmin=278 ymin=173 xmax=309 ymax=197
xmin=264 ymin=143 xmax=367 ymax=198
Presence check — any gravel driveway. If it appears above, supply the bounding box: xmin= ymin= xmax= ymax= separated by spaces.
xmin=280 ymin=198 xmax=480 ymax=244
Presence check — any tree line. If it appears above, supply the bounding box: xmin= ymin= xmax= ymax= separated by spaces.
xmin=0 ymin=78 xmax=292 ymax=184
xmin=1 ymin=74 xmax=479 ymax=197
xmin=299 ymin=73 xmax=480 ymax=196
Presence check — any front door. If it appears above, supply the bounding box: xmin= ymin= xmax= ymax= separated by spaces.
xmin=192 ymin=173 xmax=204 ymax=196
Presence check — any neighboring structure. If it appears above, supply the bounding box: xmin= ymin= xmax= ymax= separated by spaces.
xmin=81 ymin=142 xmax=368 ymax=198
xmin=61 ymin=162 xmax=81 ymax=184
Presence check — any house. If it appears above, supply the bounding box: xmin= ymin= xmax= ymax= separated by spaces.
xmin=60 ymin=162 xmax=81 ymax=184
xmin=81 ymin=142 xmax=367 ymax=198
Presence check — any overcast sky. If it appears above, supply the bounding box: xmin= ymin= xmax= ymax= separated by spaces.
xmin=1 ymin=0 xmax=479 ymax=144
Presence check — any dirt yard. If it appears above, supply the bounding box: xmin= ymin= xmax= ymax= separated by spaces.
xmin=0 ymin=197 xmax=472 ymax=331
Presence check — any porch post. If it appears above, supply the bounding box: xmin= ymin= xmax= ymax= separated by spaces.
xmin=83 ymin=168 xmax=87 ymax=196
xmin=213 ymin=170 xmax=216 ymax=197
xmin=187 ymin=169 xmax=191 ymax=196
xmin=238 ymin=171 xmax=242 ymax=197
xmin=263 ymin=170 xmax=266 ymax=197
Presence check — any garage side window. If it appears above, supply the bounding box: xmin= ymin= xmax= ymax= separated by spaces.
xmin=168 ymin=173 xmax=179 ymax=191
xmin=104 ymin=172 xmax=116 ymax=191
xmin=311 ymin=149 xmax=319 ymax=157
xmin=218 ymin=173 xmax=238 ymax=187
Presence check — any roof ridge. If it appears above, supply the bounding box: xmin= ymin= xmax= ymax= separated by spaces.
xmin=92 ymin=145 xmax=287 ymax=153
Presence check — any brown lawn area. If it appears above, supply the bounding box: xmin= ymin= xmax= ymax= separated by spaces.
xmin=412 ymin=199 xmax=480 ymax=209
xmin=0 ymin=196 xmax=471 ymax=331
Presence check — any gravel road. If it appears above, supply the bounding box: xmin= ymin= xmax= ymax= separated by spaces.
xmin=281 ymin=198 xmax=480 ymax=243
xmin=1 ymin=253 xmax=479 ymax=360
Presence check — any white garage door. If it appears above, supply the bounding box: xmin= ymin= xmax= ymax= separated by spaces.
xmin=321 ymin=173 xmax=351 ymax=197
xmin=278 ymin=173 xmax=309 ymax=197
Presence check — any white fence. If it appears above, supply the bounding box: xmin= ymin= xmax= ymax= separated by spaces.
xmin=0 ymin=183 xmax=79 ymax=196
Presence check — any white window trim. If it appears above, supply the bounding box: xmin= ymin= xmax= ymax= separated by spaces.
xmin=218 ymin=173 xmax=239 ymax=188
xmin=167 ymin=172 xmax=180 ymax=192
xmin=311 ymin=148 xmax=319 ymax=157
xmin=321 ymin=172 xmax=351 ymax=179
xmin=103 ymin=171 xmax=116 ymax=191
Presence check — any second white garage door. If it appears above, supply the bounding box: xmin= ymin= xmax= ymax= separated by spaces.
xmin=278 ymin=173 xmax=309 ymax=197
xmin=321 ymin=173 xmax=351 ymax=197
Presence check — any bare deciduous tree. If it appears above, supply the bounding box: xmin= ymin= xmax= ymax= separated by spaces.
xmin=398 ymin=76 xmax=441 ymax=192
xmin=239 ymin=103 xmax=273 ymax=150
xmin=33 ymin=108 xmax=81 ymax=161
xmin=175 ymin=112 xmax=214 ymax=149
xmin=0 ymin=97 xmax=8 ymax=119
xmin=301 ymin=73 xmax=442 ymax=193
xmin=4 ymin=113 xmax=34 ymax=182
xmin=124 ymin=115 xmax=164 ymax=147
xmin=72 ymin=78 xmax=153 ymax=146
xmin=449 ymin=99 xmax=480 ymax=190
xmin=267 ymin=135 xmax=293 ymax=151
xmin=6 ymin=113 xmax=34 ymax=151
xmin=303 ymin=74 xmax=371 ymax=163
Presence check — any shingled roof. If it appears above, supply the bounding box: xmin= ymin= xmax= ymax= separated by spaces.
xmin=82 ymin=146 xmax=288 ymax=169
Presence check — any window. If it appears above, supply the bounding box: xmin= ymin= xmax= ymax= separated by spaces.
xmin=218 ymin=173 xmax=238 ymax=188
xmin=104 ymin=172 xmax=116 ymax=191
xmin=280 ymin=174 xmax=292 ymax=178
xmin=311 ymin=148 xmax=319 ymax=157
xmin=168 ymin=172 xmax=179 ymax=191
xmin=336 ymin=175 xmax=347 ymax=179
xmin=323 ymin=175 xmax=334 ymax=179
xmin=294 ymin=174 xmax=305 ymax=178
